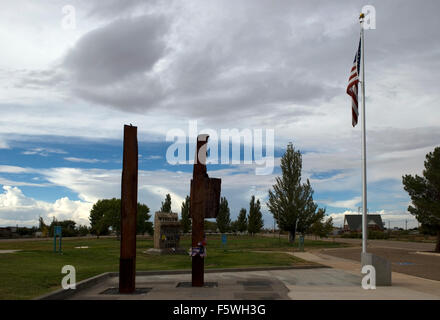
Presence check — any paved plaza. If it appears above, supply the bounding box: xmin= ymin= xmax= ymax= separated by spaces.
xmin=56 ymin=250 xmax=440 ymax=300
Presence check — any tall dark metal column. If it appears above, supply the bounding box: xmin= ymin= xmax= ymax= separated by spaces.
xmin=119 ymin=125 xmax=138 ymax=293
xmin=190 ymin=134 xmax=221 ymax=287
xmin=191 ymin=135 xmax=208 ymax=287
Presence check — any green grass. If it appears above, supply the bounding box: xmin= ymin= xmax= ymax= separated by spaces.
xmin=0 ymin=235 xmax=347 ymax=300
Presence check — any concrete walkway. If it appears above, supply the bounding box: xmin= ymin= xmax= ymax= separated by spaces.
xmin=59 ymin=250 xmax=440 ymax=300
xmin=289 ymin=250 xmax=440 ymax=299
xmin=305 ymin=236 xmax=436 ymax=251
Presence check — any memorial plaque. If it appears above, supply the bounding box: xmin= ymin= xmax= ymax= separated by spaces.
xmin=153 ymin=212 xmax=182 ymax=251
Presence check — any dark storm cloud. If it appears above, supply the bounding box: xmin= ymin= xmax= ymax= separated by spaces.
xmin=15 ymin=0 xmax=440 ymax=124
xmin=64 ymin=15 xmax=168 ymax=85
xmin=368 ymin=127 xmax=440 ymax=154
xmin=53 ymin=0 xmax=354 ymax=116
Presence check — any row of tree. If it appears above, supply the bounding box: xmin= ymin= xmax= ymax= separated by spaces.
xmin=33 ymin=143 xmax=440 ymax=252
xmin=86 ymin=143 xmax=333 ymax=240
xmin=38 ymin=142 xmax=335 ymax=241
xmin=180 ymin=195 xmax=265 ymax=235
xmin=176 ymin=142 xmax=334 ymax=241
xmin=161 ymin=193 xmax=264 ymax=235
xmin=38 ymin=217 xmax=90 ymax=237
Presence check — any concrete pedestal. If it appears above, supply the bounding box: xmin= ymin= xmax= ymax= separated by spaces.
xmin=361 ymin=252 xmax=392 ymax=286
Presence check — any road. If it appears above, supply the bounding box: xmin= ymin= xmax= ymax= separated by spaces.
xmin=308 ymin=237 xmax=439 ymax=281
xmin=312 ymin=236 xmax=436 ymax=251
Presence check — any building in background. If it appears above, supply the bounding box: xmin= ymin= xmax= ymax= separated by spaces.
xmin=0 ymin=227 xmax=18 ymax=239
xmin=343 ymin=214 xmax=384 ymax=232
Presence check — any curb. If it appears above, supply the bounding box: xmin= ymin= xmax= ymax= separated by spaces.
xmin=35 ymin=272 xmax=113 ymax=300
xmin=36 ymin=264 xmax=329 ymax=300
xmin=414 ymin=251 xmax=440 ymax=257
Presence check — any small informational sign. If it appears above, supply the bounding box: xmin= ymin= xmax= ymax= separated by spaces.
xmin=221 ymin=234 xmax=227 ymax=245
xmin=54 ymin=226 xmax=62 ymax=236
xmin=53 ymin=226 xmax=62 ymax=253
xmin=298 ymin=235 xmax=304 ymax=252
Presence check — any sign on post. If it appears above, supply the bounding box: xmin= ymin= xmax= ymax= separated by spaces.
xmin=221 ymin=234 xmax=227 ymax=250
xmin=298 ymin=235 xmax=304 ymax=252
xmin=53 ymin=226 xmax=62 ymax=253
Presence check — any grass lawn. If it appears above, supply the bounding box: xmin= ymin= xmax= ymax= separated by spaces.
xmin=0 ymin=235 xmax=347 ymax=299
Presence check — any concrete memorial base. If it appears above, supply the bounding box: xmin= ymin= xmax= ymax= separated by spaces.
xmin=361 ymin=252 xmax=392 ymax=286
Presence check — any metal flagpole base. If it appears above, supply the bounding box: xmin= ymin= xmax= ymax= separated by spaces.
xmin=361 ymin=253 xmax=392 ymax=286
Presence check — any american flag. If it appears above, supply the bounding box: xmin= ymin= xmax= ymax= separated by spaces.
xmin=347 ymin=39 xmax=361 ymax=127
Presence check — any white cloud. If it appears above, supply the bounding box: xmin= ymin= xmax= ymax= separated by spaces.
xmin=1 ymin=164 xmax=277 ymax=224
xmin=0 ymin=186 xmax=92 ymax=227
xmin=322 ymin=196 xmax=361 ymax=210
xmin=0 ymin=165 xmax=31 ymax=174
xmin=143 ymin=155 xmax=162 ymax=160
xmin=64 ymin=157 xmax=108 ymax=163
xmin=0 ymin=139 xmax=8 ymax=149
xmin=0 ymin=0 xmax=438 ymax=229
xmin=22 ymin=147 xmax=67 ymax=156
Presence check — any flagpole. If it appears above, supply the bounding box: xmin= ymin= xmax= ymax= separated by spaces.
xmin=360 ymin=13 xmax=368 ymax=254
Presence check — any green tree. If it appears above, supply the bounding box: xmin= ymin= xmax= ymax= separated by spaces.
xmin=403 ymin=146 xmax=440 ymax=252
xmin=204 ymin=220 xmax=217 ymax=232
xmin=160 ymin=194 xmax=172 ymax=213
xmin=216 ymin=197 xmax=231 ymax=233
xmin=230 ymin=220 xmax=239 ymax=233
xmin=38 ymin=216 xmax=49 ymax=237
xmin=267 ymin=143 xmax=324 ymax=243
xmin=49 ymin=219 xmax=77 ymax=237
xmin=89 ymin=198 xmax=119 ymax=237
xmin=89 ymin=198 xmax=151 ymax=237
xmin=248 ymin=196 xmax=264 ymax=235
xmin=180 ymin=196 xmax=191 ymax=233
xmin=237 ymin=208 xmax=248 ymax=233
xmin=77 ymin=225 xmax=90 ymax=237
xmin=137 ymin=203 xmax=153 ymax=235
xmin=309 ymin=210 xmax=334 ymax=238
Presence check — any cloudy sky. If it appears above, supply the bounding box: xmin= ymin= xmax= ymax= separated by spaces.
xmin=1 ymin=0 xmax=439 ymax=229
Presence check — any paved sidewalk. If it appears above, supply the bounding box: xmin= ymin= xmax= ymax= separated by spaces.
xmin=41 ymin=248 xmax=440 ymax=300
xmin=290 ymin=250 xmax=440 ymax=299
xmin=62 ymin=251 xmax=440 ymax=300
xmin=321 ymin=246 xmax=440 ymax=281
xmin=304 ymin=236 xmax=436 ymax=251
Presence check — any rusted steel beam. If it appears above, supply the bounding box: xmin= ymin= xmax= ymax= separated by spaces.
xmin=119 ymin=125 xmax=138 ymax=294
xmin=190 ymin=134 xmax=221 ymax=287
